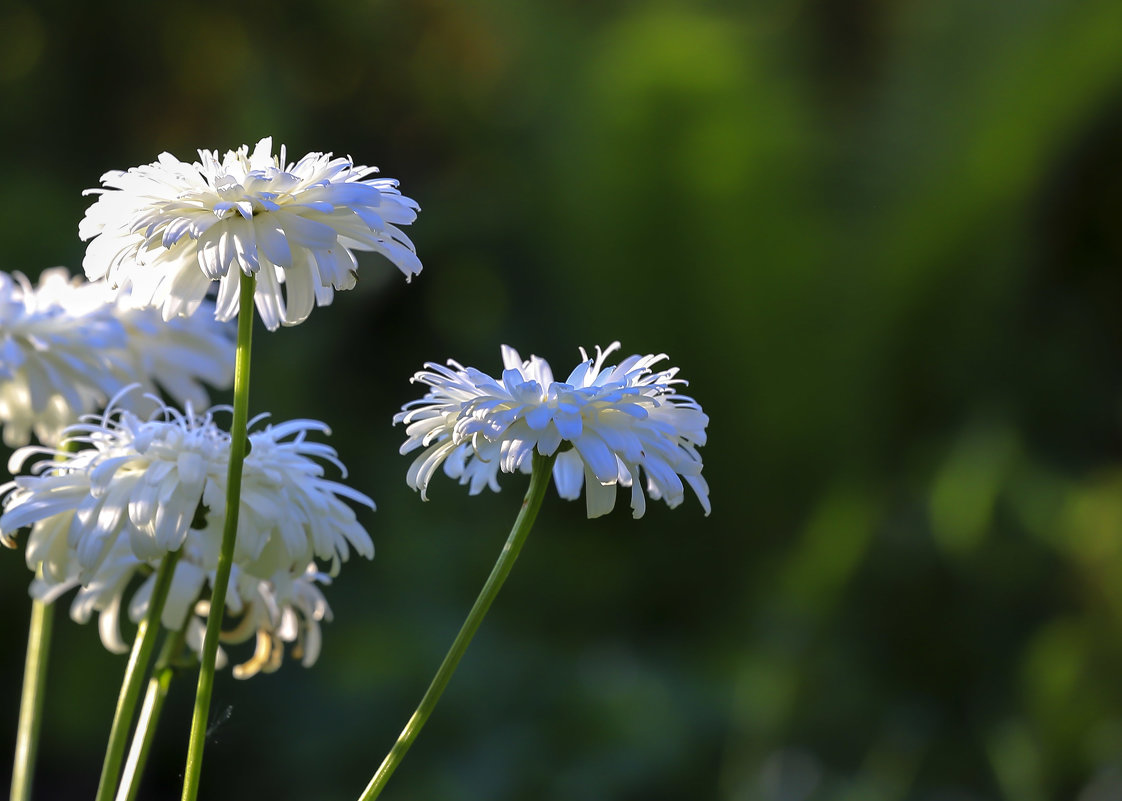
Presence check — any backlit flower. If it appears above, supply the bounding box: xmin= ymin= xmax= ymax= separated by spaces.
xmin=80 ymin=137 xmax=422 ymax=330
xmin=0 ymin=394 xmax=374 ymax=571
xmin=395 ymin=342 xmax=710 ymax=518
xmin=0 ymin=268 xmax=233 ymax=448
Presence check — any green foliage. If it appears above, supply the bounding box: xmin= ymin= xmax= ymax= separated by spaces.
xmin=2 ymin=0 xmax=1122 ymax=798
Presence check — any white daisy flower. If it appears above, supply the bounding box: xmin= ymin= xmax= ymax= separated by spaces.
xmin=0 ymin=394 xmax=374 ymax=573
xmin=395 ymin=342 xmax=710 ymax=518
xmin=80 ymin=137 xmax=422 ymax=330
xmin=0 ymin=267 xmax=233 ymax=448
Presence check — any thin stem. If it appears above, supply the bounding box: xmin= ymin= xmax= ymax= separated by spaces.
xmin=358 ymin=450 xmax=557 ymax=801
xmin=94 ymin=550 xmax=182 ymax=801
xmin=115 ymin=625 xmax=188 ymax=801
xmin=180 ymin=270 xmax=255 ymax=801
xmin=9 ymin=594 xmax=53 ymax=801
xmin=11 ymin=439 xmax=81 ymax=801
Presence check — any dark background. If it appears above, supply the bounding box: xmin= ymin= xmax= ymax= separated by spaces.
xmin=2 ymin=1 xmax=1122 ymax=799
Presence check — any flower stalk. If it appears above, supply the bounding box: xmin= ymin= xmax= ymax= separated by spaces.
xmin=93 ymin=549 xmax=181 ymax=801
xmin=115 ymin=625 xmax=187 ymax=801
xmin=180 ymin=269 xmax=255 ymax=801
xmin=9 ymin=593 xmax=53 ymax=801
xmin=11 ymin=438 xmax=91 ymax=801
xmin=358 ymin=450 xmax=557 ymax=801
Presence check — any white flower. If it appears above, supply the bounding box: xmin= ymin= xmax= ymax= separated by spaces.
xmin=0 ymin=267 xmax=233 ymax=448
xmin=395 ymin=342 xmax=710 ymax=518
xmin=0 ymin=394 xmax=374 ymax=573
xmin=80 ymin=137 xmax=422 ymax=330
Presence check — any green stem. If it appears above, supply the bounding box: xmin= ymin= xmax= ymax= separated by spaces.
xmin=115 ymin=625 xmax=188 ymax=801
xmin=94 ymin=550 xmax=182 ymax=801
xmin=180 ymin=270 xmax=255 ymax=801
xmin=9 ymin=594 xmax=53 ymax=801
xmin=357 ymin=450 xmax=557 ymax=801
xmin=11 ymin=439 xmax=81 ymax=801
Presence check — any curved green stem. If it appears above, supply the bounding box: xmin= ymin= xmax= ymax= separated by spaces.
xmin=94 ymin=550 xmax=182 ymax=801
xmin=115 ymin=625 xmax=188 ymax=801
xmin=9 ymin=594 xmax=53 ymax=801
xmin=358 ymin=450 xmax=557 ymax=801
xmin=180 ymin=270 xmax=255 ymax=801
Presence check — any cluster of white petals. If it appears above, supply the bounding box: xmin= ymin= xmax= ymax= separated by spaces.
xmin=0 ymin=268 xmax=233 ymax=448
xmin=80 ymin=137 xmax=422 ymax=330
xmin=0 ymin=396 xmax=371 ymax=673
xmin=395 ymin=342 xmax=709 ymax=518
xmin=114 ymin=299 xmax=234 ymax=412
xmin=27 ymin=525 xmax=331 ymax=677
xmin=222 ymin=563 xmax=333 ymax=678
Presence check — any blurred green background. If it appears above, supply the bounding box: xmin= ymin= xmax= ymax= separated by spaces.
xmin=2 ymin=1 xmax=1122 ymax=799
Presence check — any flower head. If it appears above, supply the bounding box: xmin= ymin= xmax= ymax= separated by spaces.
xmin=80 ymin=137 xmax=422 ymax=330
xmin=0 ymin=393 xmax=374 ymax=571
xmin=1 ymin=395 xmax=370 ymax=672
xmin=0 ymin=268 xmax=233 ymax=448
xmin=395 ymin=342 xmax=709 ymax=518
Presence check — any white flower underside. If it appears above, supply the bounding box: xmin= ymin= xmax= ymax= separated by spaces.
xmin=395 ymin=342 xmax=710 ymax=518
xmin=80 ymin=137 xmax=422 ymax=330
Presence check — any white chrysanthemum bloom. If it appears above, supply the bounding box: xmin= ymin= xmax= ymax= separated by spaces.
xmin=25 ymin=520 xmax=333 ymax=676
xmin=80 ymin=137 xmax=422 ymax=330
xmin=0 ymin=394 xmax=374 ymax=573
xmin=395 ymin=342 xmax=710 ymax=518
xmin=0 ymin=267 xmax=233 ymax=448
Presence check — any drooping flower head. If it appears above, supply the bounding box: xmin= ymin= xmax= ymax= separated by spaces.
xmin=80 ymin=137 xmax=422 ymax=330
xmin=0 ymin=394 xmax=372 ymax=671
xmin=0 ymin=268 xmax=233 ymax=448
xmin=395 ymin=342 xmax=710 ymax=518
